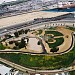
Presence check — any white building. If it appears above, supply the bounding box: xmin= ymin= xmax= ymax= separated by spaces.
xmin=0 ymin=64 xmax=20 ymax=75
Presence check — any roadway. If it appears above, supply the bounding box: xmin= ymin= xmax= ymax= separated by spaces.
xmin=0 ymin=13 xmax=74 ymax=36
xmin=0 ymin=11 xmax=68 ymax=29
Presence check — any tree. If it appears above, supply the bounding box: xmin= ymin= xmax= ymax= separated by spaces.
xmin=73 ymin=24 xmax=74 ymax=27
xmin=18 ymin=29 xmax=24 ymax=35
xmin=0 ymin=43 xmax=5 ymax=50
xmin=14 ymin=32 xmax=19 ymax=37
xmin=25 ymin=29 xmax=28 ymax=34
xmin=9 ymin=41 xmax=14 ymax=44
xmin=13 ymin=46 xmax=19 ymax=50
xmin=15 ymin=41 xmax=19 ymax=46
xmin=5 ymin=34 xmax=12 ymax=39
xmin=27 ymin=38 xmax=29 ymax=43
xmin=2 ymin=38 xmax=6 ymax=42
xmin=19 ymin=38 xmax=27 ymax=49
xmin=37 ymin=41 xmax=41 ymax=45
xmin=24 ymin=29 xmax=30 ymax=34
xmin=8 ymin=35 xmax=12 ymax=38
xmin=5 ymin=42 xmax=8 ymax=46
xmin=50 ymin=47 xmax=59 ymax=53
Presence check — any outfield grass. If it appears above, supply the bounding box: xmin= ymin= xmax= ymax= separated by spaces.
xmin=45 ymin=31 xmax=63 ymax=36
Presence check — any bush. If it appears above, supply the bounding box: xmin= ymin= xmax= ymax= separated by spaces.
xmin=9 ymin=41 xmax=14 ymax=44
xmin=18 ymin=29 xmax=24 ymax=35
xmin=0 ymin=43 xmax=5 ymax=50
xmin=15 ymin=41 xmax=19 ymax=46
xmin=45 ymin=31 xmax=63 ymax=36
xmin=47 ymin=37 xmax=64 ymax=48
xmin=14 ymin=32 xmax=19 ymax=37
xmin=19 ymin=39 xmax=27 ymax=49
xmin=37 ymin=41 xmax=41 ymax=45
xmin=5 ymin=34 xmax=12 ymax=39
xmin=38 ymin=30 xmax=42 ymax=34
xmin=2 ymin=38 xmax=7 ymax=41
xmin=13 ymin=46 xmax=19 ymax=50
xmin=50 ymin=47 xmax=59 ymax=53
xmin=67 ymin=27 xmax=75 ymax=31
xmin=0 ymin=44 xmax=75 ymax=70
xmin=25 ymin=29 xmax=30 ymax=34
xmin=69 ymin=71 xmax=75 ymax=75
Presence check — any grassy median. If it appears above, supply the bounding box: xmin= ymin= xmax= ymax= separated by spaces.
xmin=0 ymin=43 xmax=75 ymax=70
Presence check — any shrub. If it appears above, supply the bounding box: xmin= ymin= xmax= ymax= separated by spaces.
xmin=50 ymin=47 xmax=59 ymax=53
xmin=19 ymin=39 xmax=27 ymax=49
xmin=18 ymin=29 xmax=24 ymax=35
xmin=15 ymin=41 xmax=19 ymax=46
xmin=0 ymin=43 xmax=5 ymax=50
xmin=5 ymin=34 xmax=12 ymax=39
xmin=25 ymin=29 xmax=30 ymax=34
xmin=14 ymin=32 xmax=19 ymax=37
xmin=9 ymin=41 xmax=14 ymax=44
xmin=45 ymin=31 xmax=63 ymax=36
xmin=37 ymin=41 xmax=41 ymax=45
xmin=47 ymin=37 xmax=64 ymax=48
xmin=13 ymin=46 xmax=19 ymax=50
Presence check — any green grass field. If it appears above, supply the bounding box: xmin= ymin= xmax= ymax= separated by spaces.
xmin=47 ymin=37 xmax=64 ymax=48
xmin=45 ymin=31 xmax=63 ymax=36
xmin=66 ymin=27 xmax=75 ymax=31
xmin=0 ymin=43 xmax=5 ymax=50
xmin=36 ymin=29 xmax=43 ymax=35
xmin=0 ymin=43 xmax=75 ymax=70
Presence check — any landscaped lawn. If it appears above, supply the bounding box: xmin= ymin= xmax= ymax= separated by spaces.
xmin=46 ymin=37 xmax=64 ymax=48
xmin=66 ymin=27 xmax=75 ymax=31
xmin=48 ymin=27 xmax=56 ymax=30
xmin=0 ymin=27 xmax=74 ymax=70
xmin=45 ymin=31 xmax=63 ymax=36
xmin=0 ymin=43 xmax=5 ymax=50
xmin=37 ymin=29 xmax=43 ymax=35
xmin=69 ymin=71 xmax=75 ymax=75
xmin=0 ymin=43 xmax=75 ymax=70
